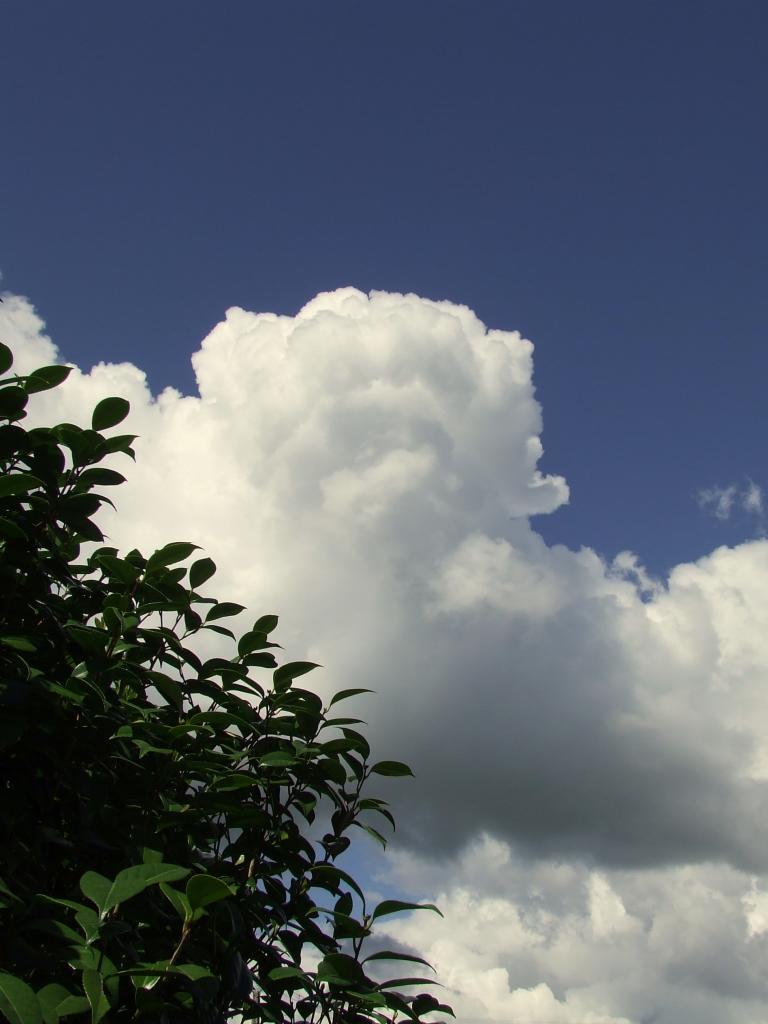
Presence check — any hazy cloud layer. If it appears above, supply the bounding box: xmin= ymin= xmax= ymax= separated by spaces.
xmin=698 ymin=480 xmax=765 ymax=524
xmin=6 ymin=287 xmax=768 ymax=1021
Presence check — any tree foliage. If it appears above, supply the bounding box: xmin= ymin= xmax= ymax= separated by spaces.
xmin=0 ymin=341 xmax=452 ymax=1024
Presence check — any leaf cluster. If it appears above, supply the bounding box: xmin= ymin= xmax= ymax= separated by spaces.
xmin=0 ymin=342 xmax=452 ymax=1024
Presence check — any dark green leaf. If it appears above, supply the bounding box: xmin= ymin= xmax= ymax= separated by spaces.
xmin=0 ymin=472 xmax=44 ymax=497
xmin=97 ymin=433 xmax=137 ymax=457
xmin=146 ymin=541 xmax=200 ymax=569
xmin=329 ymin=687 xmax=374 ymax=707
xmin=273 ymin=661 xmax=320 ymax=692
xmin=81 ymin=969 xmax=109 ymax=1024
xmin=205 ymin=602 xmax=246 ymax=622
xmin=252 ymin=613 xmax=279 ymax=634
xmin=81 ymin=863 xmax=189 ymax=919
xmin=0 ymin=516 xmax=27 ymax=539
xmin=0 ymin=343 xmax=12 ymax=375
xmin=148 ymin=672 xmax=183 ymax=710
xmin=94 ymin=554 xmax=141 ymax=584
xmin=25 ymin=365 xmax=72 ymax=393
xmin=76 ymin=467 xmax=126 ymax=487
xmin=354 ymin=822 xmax=389 ymax=849
xmin=364 ymin=950 xmax=434 ymax=970
xmin=370 ymin=760 xmax=414 ymax=777
xmin=189 ymin=556 xmax=216 ymax=589
xmin=316 ymin=954 xmax=365 ymax=986
xmin=0 ymin=636 xmax=36 ymax=652
xmin=37 ymin=984 xmax=85 ymax=1024
xmin=185 ymin=874 xmax=233 ymax=912
xmin=159 ymin=883 xmax=191 ymax=921
xmin=0 ymin=973 xmax=42 ymax=1024
xmin=259 ymin=751 xmax=298 ymax=767
xmin=267 ymin=966 xmax=309 ymax=982
xmin=91 ymin=396 xmax=130 ymax=431
xmin=371 ymin=899 xmax=442 ymax=921
xmin=237 ymin=630 xmax=268 ymax=657
xmin=0 ymin=386 xmax=28 ymax=418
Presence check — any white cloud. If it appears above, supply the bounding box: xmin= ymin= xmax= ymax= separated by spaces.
xmin=698 ymin=480 xmax=765 ymax=524
xmin=743 ymin=480 xmax=764 ymax=518
xmin=6 ymin=287 xmax=768 ymax=1020
xmin=380 ymin=836 xmax=768 ymax=1024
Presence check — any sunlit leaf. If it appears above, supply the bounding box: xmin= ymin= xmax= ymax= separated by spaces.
xmin=81 ymin=863 xmax=189 ymax=919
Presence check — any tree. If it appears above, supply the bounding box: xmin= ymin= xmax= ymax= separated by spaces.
xmin=0 ymin=340 xmax=452 ymax=1024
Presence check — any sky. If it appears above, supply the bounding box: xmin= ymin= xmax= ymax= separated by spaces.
xmin=4 ymin=3 xmax=768 ymax=1022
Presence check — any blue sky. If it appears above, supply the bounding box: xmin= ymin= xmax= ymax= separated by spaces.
xmin=5 ymin=1 xmax=768 ymax=576
xmin=5 ymin=8 xmax=768 ymax=1020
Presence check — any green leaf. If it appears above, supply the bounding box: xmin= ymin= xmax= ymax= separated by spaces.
xmin=159 ymin=883 xmax=192 ymax=922
xmin=0 ymin=472 xmax=44 ymax=497
xmin=37 ymin=984 xmax=86 ymax=1024
xmin=354 ymin=822 xmax=389 ymax=849
xmin=124 ymin=961 xmax=171 ymax=992
xmin=174 ymin=964 xmax=215 ymax=982
xmin=252 ymin=613 xmax=278 ymax=634
xmin=259 ymin=751 xmax=298 ymax=767
xmin=148 ymin=672 xmax=183 ymax=710
xmin=0 ymin=516 xmax=27 ymax=539
xmin=0 ymin=973 xmax=42 ymax=1024
xmin=0 ymin=343 xmax=12 ymax=375
xmin=76 ymin=467 xmax=126 ymax=487
xmin=185 ymin=875 xmax=233 ymax=912
xmin=371 ymin=899 xmax=442 ymax=921
xmin=370 ymin=760 xmax=414 ymax=777
xmin=81 ymin=969 xmax=109 ymax=1024
xmin=273 ymin=661 xmax=320 ymax=692
xmin=25 ymin=365 xmax=72 ymax=393
xmin=91 ymin=396 xmax=130 ymax=431
xmin=51 ymin=995 xmax=90 ymax=1020
xmin=0 ymin=636 xmax=36 ymax=652
xmin=97 ymin=432 xmax=137 ymax=457
xmin=75 ymin=906 xmax=101 ymax=942
xmin=237 ymin=629 xmax=269 ymax=657
xmin=94 ymin=553 xmax=141 ymax=584
xmin=316 ymin=953 xmax=365 ymax=986
xmin=189 ymin=556 xmax=216 ymax=589
xmin=36 ymin=894 xmax=92 ymax=916
xmin=310 ymin=863 xmax=367 ymax=903
xmin=65 ymin=624 xmax=108 ymax=655
xmin=267 ymin=966 xmax=309 ymax=982
xmin=146 ymin=541 xmax=200 ymax=569
xmin=80 ymin=863 xmax=189 ymax=919
xmin=329 ymin=687 xmax=374 ymax=707
xmin=205 ymin=602 xmax=246 ymax=622
xmin=377 ymin=976 xmax=440 ymax=989
xmin=363 ymin=950 xmax=434 ymax=970
xmin=210 ymin=772 xmax=258 ymax=791
xmin=0 ymin=386 xmax=28 ymax=418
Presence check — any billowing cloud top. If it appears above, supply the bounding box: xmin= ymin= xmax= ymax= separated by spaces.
xmin=5 ymin=287 xmax=768 ymax=1021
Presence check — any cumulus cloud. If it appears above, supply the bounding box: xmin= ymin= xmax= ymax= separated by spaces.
xmin=6 ymin=287 xmax=768 ymax=870
xmin=379 ymin=835 xmax=768 ymax=1024
xmin=6 ymin=287 xmax=768 ymax=1020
